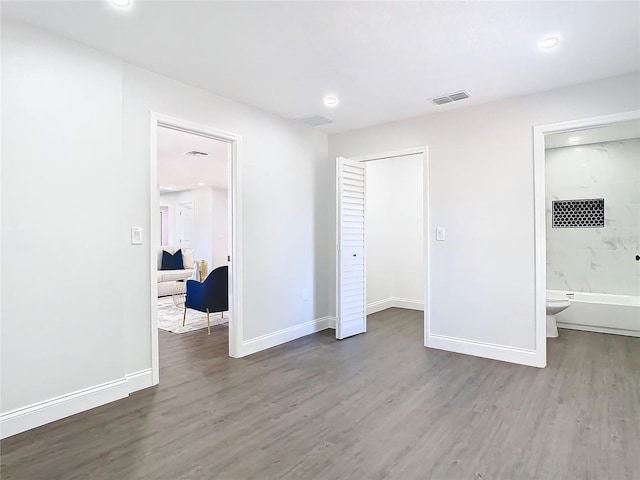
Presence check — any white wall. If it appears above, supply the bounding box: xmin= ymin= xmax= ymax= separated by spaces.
xmin=1 ymin=20 xmax=329 ymax=436
xmin=546 ymin=138 xmax=640 ymax=296
xmin=1 ymin=21 xmax=126 ymax=415
xmin=366 ymin=155 xmax=423 ymax=310
xmin=122 ymin=63 xmax=328 ymax=352
xmin=329 ymin=72 xmax=640 ymax=363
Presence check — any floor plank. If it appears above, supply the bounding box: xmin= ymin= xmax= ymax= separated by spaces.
xmin=2 ymin=308 xmax=638 ymax=479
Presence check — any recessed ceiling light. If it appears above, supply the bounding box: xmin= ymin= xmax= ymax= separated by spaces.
xmin=568 ymin=136 xmax=580 ymax=143
xmin=198 ymin=182 xmax=206 ymax=186
xmin=539 ymin=37 xmax=560 ymax=49
xmin=166 ymin=187 xmax=174 ymax=191
xmin=110 ymin=0 xmax=131 ymax=7
xmin=324 ymin=96 xmax=339 ymax=107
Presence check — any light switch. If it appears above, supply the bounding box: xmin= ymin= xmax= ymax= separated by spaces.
xmin=131 ymin=227 xmax=142 ymax=245
xmin=436 ymin=227 xmax=445 ymax=241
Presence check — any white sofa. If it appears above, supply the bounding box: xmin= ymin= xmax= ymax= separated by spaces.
xmin=157 ymin=246 xmax=198 ymax=297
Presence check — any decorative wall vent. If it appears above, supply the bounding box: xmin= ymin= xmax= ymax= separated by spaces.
xmin=552 ymin=198 xmax=604 ymax=228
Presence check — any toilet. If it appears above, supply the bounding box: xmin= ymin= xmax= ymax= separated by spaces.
xmin=546 ymin=299 xmax=571 ymax=337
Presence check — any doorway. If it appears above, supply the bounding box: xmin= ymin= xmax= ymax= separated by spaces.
xmin=533 ymin=110 xmax=640 ymax=365
xmin=335 ymin=147 xmax=430 ymax=343
xmin=149 ymin=113 xmax=243 ymax=385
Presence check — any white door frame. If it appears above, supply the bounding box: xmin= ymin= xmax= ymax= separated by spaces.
xmin=149 ymin=112 xmax=244 ymax=385
xmin=337 ymin=146 xmax=430 ymax=344
xmin=532 ymin=109 xmax=640 ymax=367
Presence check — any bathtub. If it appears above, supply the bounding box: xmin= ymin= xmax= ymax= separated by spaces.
xmin=547 ymin=290 xmax=640 ymax=337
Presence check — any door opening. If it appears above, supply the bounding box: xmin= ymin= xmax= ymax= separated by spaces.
xmin=335 ymin=147 xmax=429 ymax=343
xmin=149 ymin=113 xmax=243 ymax=386
xmin=533 ymin=111 xmax=640 ymax=366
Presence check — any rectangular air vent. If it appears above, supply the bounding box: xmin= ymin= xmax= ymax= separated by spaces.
xmin=449 ymin=91 xmax=470 ymax=101
xmin=295 ymin=114 xmax=334 ymax=127
xmin=432 ymin=96 xmax=453 ymax=105
xmin=431 ymin=90 xmax=471 ymax=105
xmin=552 ymin=198 xmax=605 ymax=228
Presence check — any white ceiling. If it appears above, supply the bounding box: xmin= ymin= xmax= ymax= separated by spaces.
xmin=3 ymin=1 xmax=639 ymax=134
xmin=546 ymin=119 xmax=640 ymax=149
xmin=157 ymin=126 xmax=228 ymax=192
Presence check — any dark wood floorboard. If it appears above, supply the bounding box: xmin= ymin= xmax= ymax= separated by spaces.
xmin=2 ymin=308 xmax=639 ymax=479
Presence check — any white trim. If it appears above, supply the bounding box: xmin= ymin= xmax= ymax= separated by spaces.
xmin=349 ymin=146 xmax=426 ymax=163
xmin=367 ymin=298 xmax=395 ymax=315
xmin=126 ymin=368 xmax=154 ymax=394
xmin=393 ymin=298 xmax=424 ymax=311
xmin=423 ymin=148 xmax=431 ymax=354
xmin=149 ymin=116 xmax=160 ymax=385
xmin=149 ymin=112 xmax=244 ymax=385
xmin=240 ymin=317 xmax=332 ymax=357
xmin=327 ymin=316 xmax=337 ymax=329
xmin=427 ymin=334 xmax=543 ymax=368
xmin=366 ymin=297 xmax=424 ymax=315
xmin=1 ymin=378 xmax=129 ymax=439
xmin=532 ymin=110 xmax=640 ymax=368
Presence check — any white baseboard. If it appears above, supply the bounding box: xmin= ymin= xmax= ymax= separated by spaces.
xmin=426 ymin=333 xmax=544 ymax=368
xmin=240 ymin=316 xmax=331 ymax=357
xmin=325 ymin=298 xmax=424 ymax=328
xmin=392 ymin=298 xmax=424 ymax=311
xmin=367 ymin=297 xmax=424 ymax=315
xmin=0 ymin=378 xmax=129 ymax=440
xmin=126 ymin=368 xmax=154 ymax=394
xmin=367 ymin=298 xmax=395 ymax=315
xmin=1 ymin=368 xmax=156 ymax=439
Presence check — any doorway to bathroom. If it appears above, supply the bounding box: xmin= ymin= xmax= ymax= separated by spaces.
xmin=335 ymin=147 xmax=429 ymax=343
xmin=533 ymin=111 xmax=640 ymax=353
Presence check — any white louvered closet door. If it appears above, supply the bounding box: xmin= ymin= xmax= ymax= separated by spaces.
xmin=336 ymin=157 xmax=367 ymax=340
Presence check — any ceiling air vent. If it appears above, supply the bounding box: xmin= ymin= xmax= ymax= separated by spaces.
xmin=449 ymin=91 xmax=470 ymax=101
xmin=184 ymin=151 xmax=209 ymax=157
xmin=295 ymin=114 xmax=334 ymax=127
xmin=431 ymin=90 xmax=471 ymax=105
xmin=432 ymin=96 xmax=452 ymax=105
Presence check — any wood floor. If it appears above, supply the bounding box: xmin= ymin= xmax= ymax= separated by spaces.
xmin=2 ymin=308 xmax=639 ymax=479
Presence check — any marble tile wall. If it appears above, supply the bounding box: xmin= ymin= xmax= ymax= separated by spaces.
xmin=546 ymin=138 xmax=640 ymax=296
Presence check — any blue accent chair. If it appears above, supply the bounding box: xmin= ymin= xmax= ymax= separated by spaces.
xmin=184 ymin=266 xmax=228 ymax=335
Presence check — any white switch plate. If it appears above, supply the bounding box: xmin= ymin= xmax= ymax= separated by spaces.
xmin=131 ymin=227 xmax=142 ymax=245
xmin=436 ymin=227 xmax=445 ymax=241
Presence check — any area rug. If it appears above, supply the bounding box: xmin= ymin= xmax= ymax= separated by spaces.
xmin=157 ymin=296 xmax=228 ymax=333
